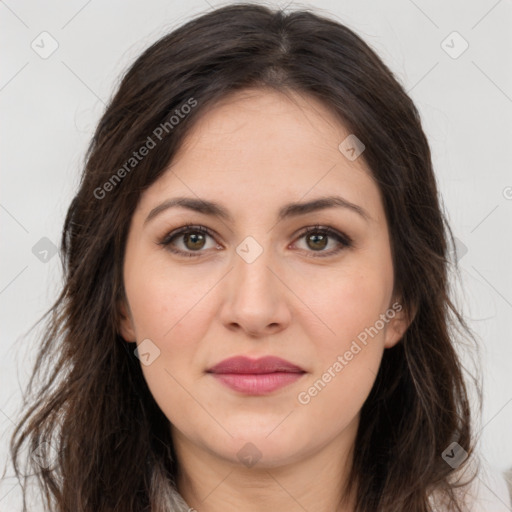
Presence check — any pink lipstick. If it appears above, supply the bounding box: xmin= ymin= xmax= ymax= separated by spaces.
xmin=207 ymin=356 xmax=306 ymax=395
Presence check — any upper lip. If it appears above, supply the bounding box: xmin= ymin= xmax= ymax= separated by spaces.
xmin=207 ymin=356 xmax=305 ymax=374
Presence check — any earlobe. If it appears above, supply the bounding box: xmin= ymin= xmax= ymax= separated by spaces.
xmin=117 ymin=299 xmax=137 ymax=342
xmin=383 ymin=300 xmax=416 ymax=349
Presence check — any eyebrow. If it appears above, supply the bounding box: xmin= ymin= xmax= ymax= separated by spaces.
xmin=144 ymin=195 xmax=370 ymax=226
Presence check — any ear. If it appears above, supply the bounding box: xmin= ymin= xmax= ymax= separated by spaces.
xmin=383 ymin=299 xmax=416 ymax=349
xmin=118 ymin=299 xmax=137 ymax=342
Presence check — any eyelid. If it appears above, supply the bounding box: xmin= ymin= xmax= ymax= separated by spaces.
xmin=158 ymin=223 xmax=352 ymax=258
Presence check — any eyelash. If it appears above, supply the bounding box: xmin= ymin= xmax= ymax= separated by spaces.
xmin=157 ymin=223 xmax=352 ymax=259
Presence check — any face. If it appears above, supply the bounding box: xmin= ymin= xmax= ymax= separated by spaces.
xmin=119 ymin=88 xmax=409 ymax=470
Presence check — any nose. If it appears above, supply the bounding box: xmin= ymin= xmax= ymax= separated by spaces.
xmin=218 ymin=241 xmax=292 ymax=338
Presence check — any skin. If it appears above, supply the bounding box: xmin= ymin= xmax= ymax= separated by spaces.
xmin=119 ymin=88 xmax=411 ymax=512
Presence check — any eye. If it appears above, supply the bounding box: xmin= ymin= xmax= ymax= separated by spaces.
xmin=293 ymin=225 xmax=352 ymax=258
xmin=158 ymin=223 xmax=352 ymax=258
xmin=158 ymin=224 xmax=220 ymax=258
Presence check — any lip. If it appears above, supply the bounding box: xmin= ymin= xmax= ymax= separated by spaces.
xmin=207 ymin=356 xmax=306 ymax=395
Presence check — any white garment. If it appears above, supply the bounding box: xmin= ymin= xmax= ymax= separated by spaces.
xmin=167 ymin=468 xmax=512 ymax=511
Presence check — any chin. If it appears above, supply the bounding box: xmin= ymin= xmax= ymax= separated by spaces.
xmin=220 ymin=437 xmax=307 ymax=469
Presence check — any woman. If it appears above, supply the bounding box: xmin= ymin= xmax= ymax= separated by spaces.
xmin=8 ymin=3 xmax=508 ymax=511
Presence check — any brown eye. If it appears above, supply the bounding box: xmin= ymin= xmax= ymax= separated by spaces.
xmin=183 ymin=231 xmax=207 ymax=251
xmin=294 ymin=226 xmax=352 ymax=258
xmin=305 ymin=232 xmax=328 ymax=251
xmin=159 ymin=225 xmax=218 ymax=257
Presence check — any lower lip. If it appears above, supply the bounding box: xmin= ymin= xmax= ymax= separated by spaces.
xmin=210 ymin=372 xmax=305 ymax=395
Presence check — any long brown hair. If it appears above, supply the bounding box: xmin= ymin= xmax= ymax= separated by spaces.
xmin=8 ymin=3 xmax=481 ymax=511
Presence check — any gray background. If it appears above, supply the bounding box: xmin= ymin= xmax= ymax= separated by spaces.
xmin=1 ymin=0 xmax=511 ymax=508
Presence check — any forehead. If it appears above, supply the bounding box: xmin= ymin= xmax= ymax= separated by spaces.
xmin=137 ymin=88 xmax=385 ymax=226
xmin=179 ymin=87 xmax=351 ymax=160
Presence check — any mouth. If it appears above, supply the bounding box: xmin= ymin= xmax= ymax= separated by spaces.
xmin=206 ymin=355 xmax=306 ymax=395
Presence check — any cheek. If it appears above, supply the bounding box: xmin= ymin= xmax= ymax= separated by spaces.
xmin=124 ymin=253 xmax=214 ymax=342
xmin=123 ymin=263 xmax=210 ymax=428
xmin=303 ymin=263 xmax=392 ymax=354
xmin=293 ymin=261 xmax=392 ymax=430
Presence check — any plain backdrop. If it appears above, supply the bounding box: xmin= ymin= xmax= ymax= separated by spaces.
xmin=1 ymin=0 xmax=511 ymax=508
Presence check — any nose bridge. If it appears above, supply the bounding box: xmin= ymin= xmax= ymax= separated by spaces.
xmin=232 ymin=233 xmax=277 ymax=301
xmin=219 ymin=233 xmax=291 ymax=335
